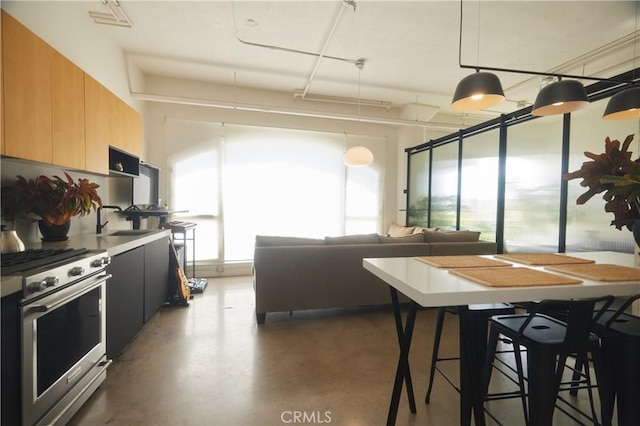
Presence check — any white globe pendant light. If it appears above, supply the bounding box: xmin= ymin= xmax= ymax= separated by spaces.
xmin=344 ymin=146 xmax=374 ymax=167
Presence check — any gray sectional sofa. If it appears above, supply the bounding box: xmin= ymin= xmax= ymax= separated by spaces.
xmin=252 ymin=226 xmax=497 ymax=323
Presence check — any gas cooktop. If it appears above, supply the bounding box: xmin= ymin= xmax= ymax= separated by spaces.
xmin=1 ymin=248 xmax=90 ymax=276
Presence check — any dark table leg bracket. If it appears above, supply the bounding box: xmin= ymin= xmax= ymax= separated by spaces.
xmin=387 ymin=288 xmax=418 ymax=425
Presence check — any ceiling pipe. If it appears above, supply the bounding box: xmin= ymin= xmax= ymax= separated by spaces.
xmin=300 ymin=0 xmax=356 ymax=99
xmin=130 ymin=91 xmax=465 ymax=130
xmin=293 ymin=91 xmax=392 ymax=110
xmin=503 ymin=30 xmax=640 ymax=93
xmin=232 ymin=1 xmax=359 ymax=67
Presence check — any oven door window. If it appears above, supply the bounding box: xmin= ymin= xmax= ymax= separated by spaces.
xmin=36 ymin=287 xmax=101 ymax=396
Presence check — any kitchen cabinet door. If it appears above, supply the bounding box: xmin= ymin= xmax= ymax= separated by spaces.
xmin=52 ymin=51 xmax=85 ymax=169
xmin=144 ymin=237 xmax=170 ymax=322
xmin=124 ymin=103 xmax=142 ymax=157
xmin=84 ymin=74 xmax=110 ymax=175
xmin=1 ymin=12 xmax=4 ymax=156
xmin=2 ymin=10 xmax=52 ymax=164
xmin=106 ymin=246 xmax=144 ymax=359
xmin=110 ymin=96 xmax=141 ymax=157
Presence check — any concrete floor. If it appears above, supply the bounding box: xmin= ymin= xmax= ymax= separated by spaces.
xmin=69 ymin=276 xmax=605 ymax=426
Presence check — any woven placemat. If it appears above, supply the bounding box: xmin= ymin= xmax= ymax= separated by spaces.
xmin=415 ymin=255 xmax=512 ymax=269
xmin=494 ymin=253 xmax=595 ymax=266
xmin=545 ymin=263 xmax=640 ymax=282
xmin=449 ymin=267 xmax=583 ymax=287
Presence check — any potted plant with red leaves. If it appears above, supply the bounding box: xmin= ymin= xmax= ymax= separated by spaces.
xmin=2 ymin=172 xmax=103 ymax=241
xmin=564 ymin=134 xmax=640 ymax=246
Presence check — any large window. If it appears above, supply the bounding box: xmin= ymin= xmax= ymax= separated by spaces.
xmin=166 ymin=120 xmax=384 ymax=263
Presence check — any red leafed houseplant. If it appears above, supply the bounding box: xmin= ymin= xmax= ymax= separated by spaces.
xmin=564 ymin=134 xmax=640 ymax=245
xmin=2 ymin=173 xmax=102 ymax=240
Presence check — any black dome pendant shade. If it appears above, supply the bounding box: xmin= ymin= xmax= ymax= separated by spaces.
xmin=531 ymin=80 xmax=589 ymax=116
xmin=602 ymin=86 xmax=640 ymax=120
xmin=451 ymin=71 xmax=505 ymax=111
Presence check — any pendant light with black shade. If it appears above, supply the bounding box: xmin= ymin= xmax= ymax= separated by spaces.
xmin=603 ymin=86 xmax=640 ymax=120
xmin=603 ymin=1 xmax=640 ymax=120
xmin=451 ymin=1 xmax=504 ymax=112
xmin=531 ymin=78 xmax=589 ymax=116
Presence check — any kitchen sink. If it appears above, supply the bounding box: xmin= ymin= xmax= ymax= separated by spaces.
xmin=106 ymin=230 xmax=157 ymax=237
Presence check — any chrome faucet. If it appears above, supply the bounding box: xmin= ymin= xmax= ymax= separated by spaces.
xmin=96 ymin=205 xmax=122 ymax=234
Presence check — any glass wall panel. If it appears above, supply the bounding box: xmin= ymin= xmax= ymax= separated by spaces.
xmin=567 ymin=98 xmax=639 ymax=253
xmin=407 ymin=150 xmax=430 ymax=226
xmin=460 ymin=129 xmax=499 ymax=241
xmin=504 ymin=117 xmax=563 ymax=252
xmin=430 ymin=142 xmax=459 ymax=229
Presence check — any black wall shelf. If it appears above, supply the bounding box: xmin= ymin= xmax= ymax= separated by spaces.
xmin=109 ymin=146 xmax=139 ymax=177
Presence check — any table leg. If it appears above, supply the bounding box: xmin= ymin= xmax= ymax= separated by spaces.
xmin=387 ymin=290 xmax=418 ymax=426
xmin=458 ymin=306 xmax=486 ymax=426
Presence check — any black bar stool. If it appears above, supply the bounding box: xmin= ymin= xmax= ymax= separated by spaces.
xmin=481 ymin=296 xmax=614 ymax=425
xmin=593 ymin=294 xmax=640 ymax=426
xmin=425 ymin=303 xmax=516 ymax=403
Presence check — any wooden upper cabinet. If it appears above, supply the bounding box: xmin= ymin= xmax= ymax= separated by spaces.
xmin=52 ymin=52 xmax=85 ymax=169
xmin=2 ymin=10 xmax=53 ymax=164
xmin=121 ymin=100 xmax=142 ymax=157
xmin=1 ymin=10 xmax=141 ymax=173
xmin=1 ymin=12 xmax=4 ymax=156
xmin=84 ymin=74 xmax=110 ymax=175
xmin=109 ymin=95 xmax=141 ymax=157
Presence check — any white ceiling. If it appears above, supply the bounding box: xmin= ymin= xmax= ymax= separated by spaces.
xmin=43 ymin=1 xmax=640 ymax=124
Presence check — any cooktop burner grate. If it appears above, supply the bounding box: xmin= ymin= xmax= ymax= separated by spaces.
xmin=1 ymin=248 xmax=90 ymax=276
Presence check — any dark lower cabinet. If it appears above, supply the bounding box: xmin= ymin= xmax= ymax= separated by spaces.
xmin=106 ymin=237 xmax=171 ymax=359
xmin=144 ymin=237 xmax=169 ymax=322
xmin=106 ymin=246 xmax=144 ymax=359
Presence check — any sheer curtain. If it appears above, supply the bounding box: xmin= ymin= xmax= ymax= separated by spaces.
xmin=166 ymin=120 xmax=383 ymax=263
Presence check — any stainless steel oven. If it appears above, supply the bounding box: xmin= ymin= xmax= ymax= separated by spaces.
xmin=11 ymin=249 xmax=112 ymax=426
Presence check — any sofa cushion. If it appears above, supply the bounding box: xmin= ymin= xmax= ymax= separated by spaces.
xmin=387 ymin=222 xmax=416 ymax=237
xmin=423 ymin=230 xmax=481 ymax=243
xmin=413 ymin=226 xmax=438 ymax=234
xmin=325 ymin=234 xmax=379 ymax=245
xmin=379 ymin=234 xmax=425 ymax=244
xmin=255 ymin=235 xmax=325 ymax=247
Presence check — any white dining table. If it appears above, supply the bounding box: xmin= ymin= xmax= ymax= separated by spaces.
xmin=363 ymin=251 xmax=640 ymax=426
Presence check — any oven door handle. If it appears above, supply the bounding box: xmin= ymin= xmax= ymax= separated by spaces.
xmin=28 ymin=274 xmax=112 ymax=313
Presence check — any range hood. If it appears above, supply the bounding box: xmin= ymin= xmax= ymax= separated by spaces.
xmin=109 ymin=146 xmax=139 ymax=177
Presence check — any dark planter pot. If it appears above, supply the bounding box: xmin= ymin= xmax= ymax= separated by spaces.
xmin=38 ymin=220 xmax=70 ymax=242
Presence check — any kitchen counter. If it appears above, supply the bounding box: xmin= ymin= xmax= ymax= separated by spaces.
xmin=1 ymin=229 xmax=171 ymax=297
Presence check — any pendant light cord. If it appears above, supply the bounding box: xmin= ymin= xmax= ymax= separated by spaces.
xmin=457 ymin=0 xmax=464 ymax=69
